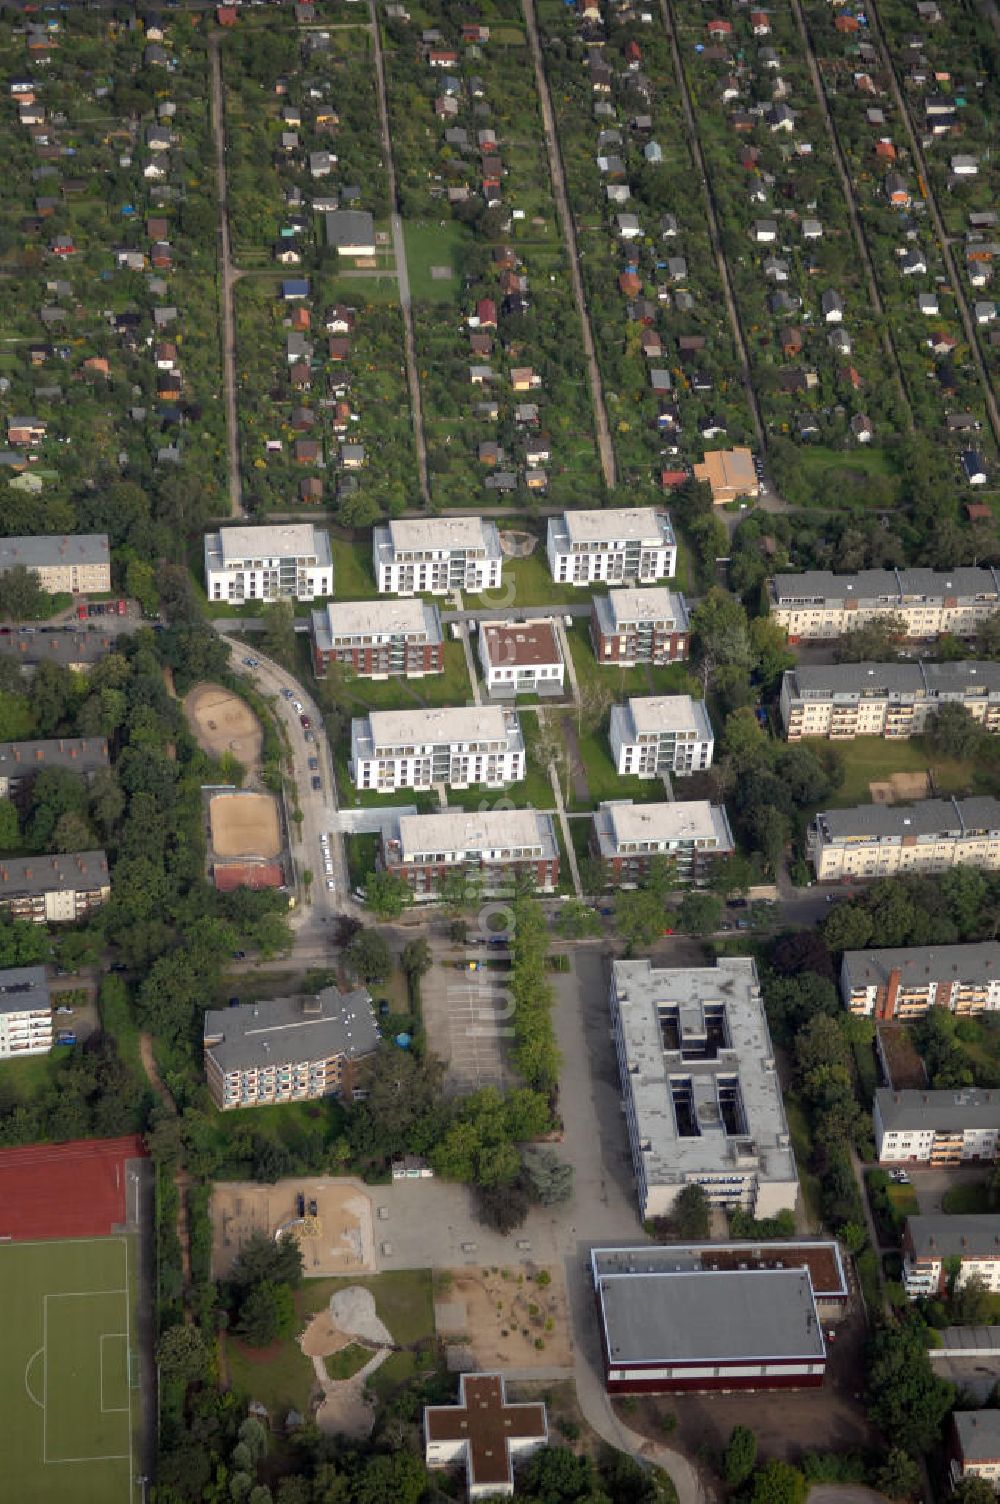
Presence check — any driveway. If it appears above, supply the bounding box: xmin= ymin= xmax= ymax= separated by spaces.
xmin=912 ymin=1164 xmax=990 ymax=1214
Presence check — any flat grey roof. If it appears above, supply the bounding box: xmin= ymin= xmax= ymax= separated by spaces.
xmin=0 ymin=738 xmax=108 ymax=779
xmin=0 ymin=851 xmax=108 ymax=896
xmin=208 ymin=524 xmax=331 ymax=568
xmin=907 ymin=1214 xmax=1000 ymax=1260
xmin=380 ymin=516 xmax=501 ymax=557
xmin=816 ymin=797 xmax=1000 ymax=843
xmin=325 ymin=209 xmax=375 ymax=248
xmin=593 ymin=587 xmax=689 ymax=635
xmin=614 ymin=695 xmax=713 ymax=741
xmin=771 ymin=566 xmax=1000 ymax=606
xmin=955 ymin=1411 xmax=1000 ymax=1463
xmin=597 ymin=1267 xmax=824 ymax=1365
xmin=845 ymin=943 xmax=1000 ymax=993
xmin=594 ymin=799 xmax=733 ymax=856
xmin=609 ymin=958 xmax=797 ymax=1194
xmin=591 ymin=1241 xmax=847 ymax=1298
xmin=784 ymin=660 xmax=1000 ymax=701
xmin=0 ymin=534 xmax=109 ymax=572
xmin=0 ymin=964 xmax=48 ymax=1016
xmin=877 ymin=1087 xmax=1000 ymax=1133
xmin=360 ymin=705 xmax=517 ymax=750
xmin=203 ymin=987 xmax=378 ymax=1074
xmin=394 ymin=808 xmax=557 ymax=862
xmin=550 ymin=507 xmax=675 ymax=549
xmin=311 ymin=599 xmax=442 ymax=647
xmin=934 ymin=1328 xmax=1000 ymax=1355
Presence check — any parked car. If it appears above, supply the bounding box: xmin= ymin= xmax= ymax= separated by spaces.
xmin=56 ymin=1031 xmax=77 ymax=1045
xmin=55 ymin=1005 xmax=74 ymax=1016
xmin=304 ymin=730 xmax=315 ymax=744
xmin=308 ymin=757 xmax=319 ymax=770
xmin=311 ymin=776 xmax=322 ymax=790
xmin=281 ymin=688 xmax=294 ymax=700
xmin=292 ymin=699 xmax=304 ymax=713
xmin=300 ymin=714 xmax=311 ymax=729
xmin=326 ymin=879 xmax=335 ymax=891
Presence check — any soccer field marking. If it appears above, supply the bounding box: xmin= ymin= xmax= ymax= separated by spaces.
xmin=100 ymin=1334 xmax=129 ymax=1415
xmin=23 ymin=1347 xmax=44 ymax=1409
xmin=42 ymin=1281 xmax=132 ymax=1471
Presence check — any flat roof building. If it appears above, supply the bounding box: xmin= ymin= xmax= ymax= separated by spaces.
xmin=808 ymin=797 xmax=1000 ymax=882
xmin=350 ymin=706 xmax=524 ymax=792
xmin=0 ymin=737 xmax=108 ymax=798
xmin=769 ymin=567 xmax=1000 ymax=641
xmin=780 ymin=660 xmax=1000 ymax=741
xmin=591 ymin=587 xmax=690 ymax=666
xmin=547 ymin=509 xmax=676 ymax=588
xmin=424 ymin=1374 xmax=548 ymax=1499
xmin=841 ymin=942 xmax=1000 ymax=1020
xmin=373 ymin=517 xmax=502 ymax=596
xmin=0 ymin=964 xmax=51 ymax=1059
xmin=693 ymin=447 xmax=759 ymax=505
xmin=0 ymin=533 xmax=110 ymax=596
xmin=382 ymin=808 xmax=559 ymax=896
xmin=0 ymin=851 xmax=110 ymax=924
xmin=205 ymin=524 xmax=332 ymax=604
xmin=479 ymin=619 xmax=565 ymax=698
xmin=310 ymin=598 xmax=443 ymax=680
xmin=609 ymin=695 xmax=714 ymax=779
xmin=875 ymin=1088 xmax=1000 ymax=1167
xmin=592 ymin=1256 xmax=824 ymax=1394
xmin=609 ymin=957 xmax=798 ymax=1222
xmin=592 ymin=799 xmax=733 ymax=884
xmin=203 ymin=988 xmax=378 ymax=1110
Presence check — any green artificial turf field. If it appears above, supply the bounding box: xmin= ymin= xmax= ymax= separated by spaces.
xmin=1 ymin=1235 xmax=139 ymax=1503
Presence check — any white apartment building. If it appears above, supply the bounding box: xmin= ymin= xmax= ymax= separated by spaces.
xmin=350 ymin=706 xmax=525 ymax=792
xmin=0 ymin=966 xmax=51 ymax=1059
xmin=0 ymin=534 xmax=110 ymax=595
xmin=204 ymin=524 xmax=333 ymax=603
xmin=807 ymin=797 xmax=1000 ymax=882
xmin=373 ymin=517 xmax=502 ymax=595
xmin=780 ymin=661 xmax=1000 ymax=741
xmin=874 ymin=1088 xmax=1000 ymax=1166
xmin=769 ymin=566 xmax=1000 ymax=641
xmin=609 ymin=958 xmax=799 ymax=1222
xmin=841 ymin=943 xmax=1000 ymax=1020
xmin=479 ymin=619 xmax=565 ymax=698
xmin=952 ymin=1412 xmax=1000 ymax=1493
xmin=609 ymin=695 xmax=714 ymax=778
xmin=546 ymin=508 xmax=676 ymax=587
xmin=382 ymin=808 xmax=559 ymax=894
xmin=903 ymin=1215 xmax=1000 ymax=1299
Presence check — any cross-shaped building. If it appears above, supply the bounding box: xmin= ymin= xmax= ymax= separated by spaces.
xmin=424 ymin=1373 xmax=548 ymax=1498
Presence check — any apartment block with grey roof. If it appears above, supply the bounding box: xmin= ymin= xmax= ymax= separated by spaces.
xmin=769 ymin=567 xmax=1000 ymax=641
xmin=780 ymin=661 xmax=1000 ymax=740
xmin=546 ymin=509 xmax=676 ymax=587
xmin=0 ymin=851 xmax=110 ymax=924
xmin=903 ymin=1215 xmax=1000 ymax=1298
xmin=807 ymin=797 xmax=1000 ymax=881
xmin=373 ymin=516 xmax=502 ymax=595
xmin=952 ymin=1412 xmax=1000 ymax=1491
xmin=0 ymin=738 xmax=109 ymax=799
xmin=841 ymin=942 xmax=1000 ymax=1019
xmin=875 ymin=1088 xmax=1000 ymax=1166
xmin=381 ymin=808 xmax=559 ymax=896
xmin=592 ymin=799 xmax=733 ymax=884
xmin=0 ymin=533 xmax=110 ymax=595
xmin=0 ymin=965 xmax=51 ymax=1058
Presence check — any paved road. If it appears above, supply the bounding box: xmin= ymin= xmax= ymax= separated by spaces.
xmin=789 ymin=0 xmax=913 ymax=430
xmin=521 ymin=0 xmax=617 ymax=491
xmin=209 ymin=34 xmax=244 ymax=518
xmin=369 ymin=0 xmax=431 ymax=507
xmin=861 ymin=0 xmax=1000 ymax=451
xmin=658 ymin=0 xmax=765 ymax=452
xmin=220 ymin=637 xmax=347 ymax=928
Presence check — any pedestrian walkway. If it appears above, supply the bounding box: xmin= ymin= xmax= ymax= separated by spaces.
xmin=549 ymin=761 xmax=582 ymax=898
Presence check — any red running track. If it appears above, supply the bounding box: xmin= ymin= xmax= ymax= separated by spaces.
xmin=0 ymin=1135 xmax=146 ymax=1241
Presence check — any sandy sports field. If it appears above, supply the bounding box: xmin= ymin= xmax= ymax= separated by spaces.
xmin=435 ymin=1265 xmax=573 ymax=1369
xmin=209 ymin=791 xmax=282 ymax=858
xmin=184 ymin=682 xmax=262 ymax=774
xmin=210 ymin=1179 xmax=375 ymax=1280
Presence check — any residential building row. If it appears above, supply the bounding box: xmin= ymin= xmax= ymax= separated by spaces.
xmin=902 ymin=1214 xmax=1000 ymax=1299
xmin=0 ymin=737 xmax=108 ymax=798
xmin=608 ymin=957 xmax=798 ymax=1223
xmin=769 ymin=567 xmax=1000 ymax=641
xmin=591 ymin=1242 xmax=844 ymax=1394
xmin=203 ymin=988 xmax=378 ymax=1110
xmin=807 ymin=797 xmax=1000 ymax=882
xmin=780 ymin=661 xmax=1000 ymax=741
xmin=310 ymin=598 xmax=444 ymax=679
xmin=350 ymin=706 xmax=524 ymax=793
xmin=841 ymin=942 xmax=1000 ymax=1019
xmin=0 ymin=532 xmax=110 ymax=595
xmin=204 ymin=523 xmax=333 ymax=604
xmin=373 ymin=516 xmax=502 ymax=595
xmin=0 ymin=851 xmax=109 ymax=924
xmin=591 ymin=800 xmax=733 ymax=885
xmin=874 ymin=1088 xmax=1000 ymax=1166
xmin=0 ymin=965 xmax=51 ymax=1059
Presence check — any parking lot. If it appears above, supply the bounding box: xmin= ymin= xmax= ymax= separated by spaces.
xmin=421 ymin=956 xmax=511 ymax=1095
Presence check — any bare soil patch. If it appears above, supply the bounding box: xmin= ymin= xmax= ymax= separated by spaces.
xmin=437 ymin=1265 xmax=573 ymax=1369
xmin=210 ymin=1178 xmax=375 ymax=1280
xmin=184 ymin=681 xmax=262 ymax=774
xmin=869 ymin=770 xmax=929 ymax=804
xmin=210 ymin=790 xmax=282 ymax=858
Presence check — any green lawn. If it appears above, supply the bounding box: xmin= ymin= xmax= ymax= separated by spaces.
xmin=227 ymin=1269 xmax=437 ymax=1416
xmin=789 ymin=445 xmax=903 ymax=505
xmin=323 ymin=1342 xmax=373 ymax=1380
xmin=345 ymin=833 xmax=381 ymax=890
xmin=886 ymin=1184 xmax=920 ymax=1219
xmin=804 ymin=735 xmax=978 ymax=808
xmin=569 ymin=720 xmax=676 ymax=809
xmin=564 ymin=621 xmax=700 ymax=702
xmin=336 ymin=642 xmax=473 ymax=714
xmin=465 ymin=550 xmax=595 ymax=609
xmin=0 ymin=1235 xmax=139 ymax=1504
xmin=332 ymin=539 xmax=378 ymax=600
xmin=942 ymin=1181 xmax=995 ymax=1215
xmin=404 ymin=220 xmax=472 ymax=304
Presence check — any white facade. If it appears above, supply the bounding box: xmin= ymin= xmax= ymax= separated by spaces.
xmin=350 ymin=706 xmax=524 ymax=792
xmin=479 ymin=619 xmax=565 ymax=696
xmin=205 ymin=524 xmax=333 ymax=603
xmin=546 ymin=508 xmax=676 ymax=587
xmin=780 ymin=661 xmax=1000 ymax=741
xmin=874 ymin=1088 xmax=1000 ymax=1165
xmin=609 ymin=696 xmax=714 ymax=778
xmin=0 ymin=966 xmax=51 ymax=1059
xmin=373 ymin=517 xmax=502 ymax=596
xmin=903 ymin=1217 xmax=1000 ymax=1299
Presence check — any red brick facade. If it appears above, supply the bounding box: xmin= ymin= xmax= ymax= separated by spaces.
xmin=589 ymin=605 xmax=688 ymax=665
xmin=312 ymin=638 xmax=444 ymax=680
xmin=382 ymin=852 xmax=559 ymax=896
